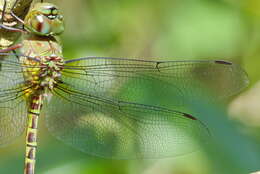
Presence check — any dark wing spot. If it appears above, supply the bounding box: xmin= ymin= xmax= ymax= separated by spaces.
xmin=182 ymin=113 xmax=197 ymax=120
xmin=215 ymin=60 xmax=232 ymax=65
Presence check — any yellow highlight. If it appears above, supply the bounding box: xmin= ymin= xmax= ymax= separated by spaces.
xmin=27 ymin=114 xmax=39 ymax=128
xmin=25 ymin=158 xmax=35 ymax=163
xmin=27 ymin=128 xmax=37 ymax=135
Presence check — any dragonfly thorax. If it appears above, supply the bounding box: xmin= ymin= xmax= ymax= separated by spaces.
xmin=39 ymin=55 xmax=64 ymax=90
xmin=22 ymin=55 xmax=64 ymax=96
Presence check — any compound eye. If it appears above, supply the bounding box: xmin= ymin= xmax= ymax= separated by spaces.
xmin=24 ymin=3 xmax=64 ymax=36
xmin=31 ymin=15 xmax=51 ymax=35
xmin=40 ymin=8 xmax=52 ymax=15
xmin=51 ymin=8 xmax=58 ymax=15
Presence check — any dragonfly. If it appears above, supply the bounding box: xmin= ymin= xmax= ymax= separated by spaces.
xmin=0 ymin=1 xmax=249 ymax=174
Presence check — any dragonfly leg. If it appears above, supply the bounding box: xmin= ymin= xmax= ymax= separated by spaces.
xmin=0 ymin=0 xmax=27 ymax=33
xmin=0 ymin=43 xmax=22 ymax=53
xmin=0 ymin=23 xmax=25 ymax=32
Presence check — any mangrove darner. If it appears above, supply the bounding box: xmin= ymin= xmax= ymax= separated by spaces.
xmin=0 ymin=2 xmax=249 ymax=174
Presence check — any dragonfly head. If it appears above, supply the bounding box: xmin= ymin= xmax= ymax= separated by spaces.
xmin=24 ymin=3 xmax=65 ymax=36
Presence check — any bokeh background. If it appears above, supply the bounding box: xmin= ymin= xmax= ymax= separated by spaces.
xmin=1 ymin=0 xmax=260 ymax=173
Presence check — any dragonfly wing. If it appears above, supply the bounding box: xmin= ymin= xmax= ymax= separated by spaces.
xmin=45 ymin=85 xmax=209 ymax=158
xmin=62 ymin=57 xmax=249 ymax=109
xmin=0 ymin=54 xmax=28 ymax=146
xmin=46 ymin=57 xmax=248 ymax=158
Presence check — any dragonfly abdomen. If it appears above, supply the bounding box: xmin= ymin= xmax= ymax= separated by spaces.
xmin=24 ymin=95 xmax=43 ymax=174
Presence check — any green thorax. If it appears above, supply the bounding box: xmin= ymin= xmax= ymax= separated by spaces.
xmin=20 ymin=35 xmax=64 ymax=96
xmin=20 ymin=34 xmax=63 ymax=57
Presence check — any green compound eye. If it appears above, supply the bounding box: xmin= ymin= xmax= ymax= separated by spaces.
xmin=40 ymin=8 xmax=52 ymax=15
xmin=51 ymin=9 xmax=58 ymax=15
xmin=31 ymin=15 xmax=51 ymax=35
xmin=49 ymin=15 xmax=65 ymax=35
xmin=24 ymin=3 xmax=64 ymax=36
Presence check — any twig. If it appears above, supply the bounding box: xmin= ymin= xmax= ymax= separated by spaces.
xmin=0 ymin=0 xmax=33 ymax=49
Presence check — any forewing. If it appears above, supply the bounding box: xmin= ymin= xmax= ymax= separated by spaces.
xmin=45 ymin=84 xmax=209 ymax=158
xmin=62 ymin=57 xmax=249 ymax=108
xmin=0 ymin=53 xmax=28 ymax=146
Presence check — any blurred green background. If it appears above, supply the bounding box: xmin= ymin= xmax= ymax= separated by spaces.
xmin=1 ymin=0 xmax=260 ymax=173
